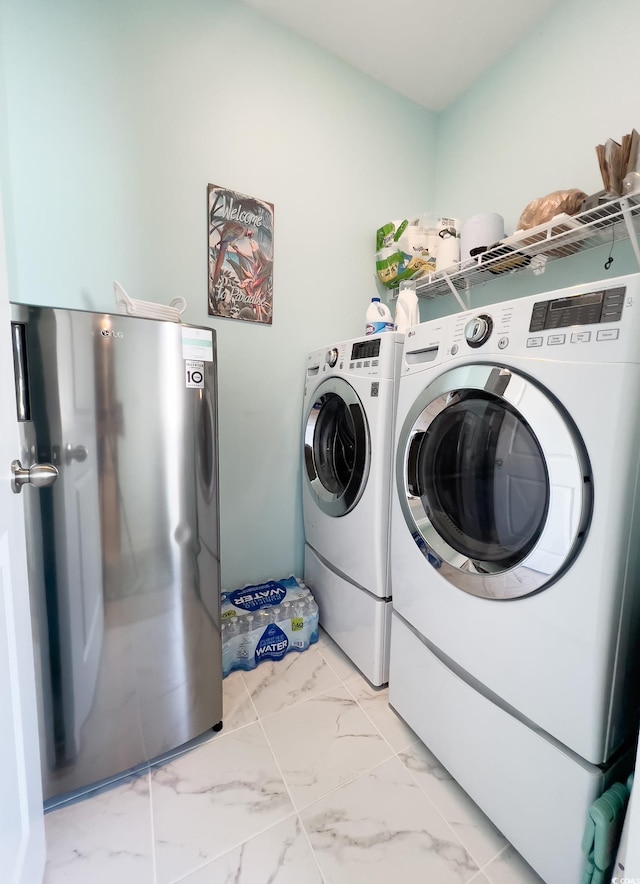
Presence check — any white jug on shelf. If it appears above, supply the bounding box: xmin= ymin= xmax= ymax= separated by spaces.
xmin=394 ymin=282 xmax=420 ymax=334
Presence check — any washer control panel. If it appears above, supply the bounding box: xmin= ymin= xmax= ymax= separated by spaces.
xmin=529 ymin=286 xmax=625 ymax=332
xmin=306 ymin=332 xmax=402 ymax=386
xmin=405 ymin=275 xmax=638 ymax=375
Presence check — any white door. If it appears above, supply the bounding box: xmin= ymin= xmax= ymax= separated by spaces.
xmin=303 ymin=377 xmax=370 ymax=517
xmin=395 ymin=363 xmax=592 ymax=599
xmin=0 ymin=194 xmax=46 ymax=879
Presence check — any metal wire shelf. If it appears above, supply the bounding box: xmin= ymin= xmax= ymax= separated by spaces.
xmin=407 ymin=194 xmax=640 ymax=308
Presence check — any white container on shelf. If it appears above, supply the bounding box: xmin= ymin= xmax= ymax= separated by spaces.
xmin=460 ymin=213 xmax=505 ymax=262
xmin=394 ymin=282 xmax=420 ymax=334
xmin=436 ymin=233 xmax=460 ymax=272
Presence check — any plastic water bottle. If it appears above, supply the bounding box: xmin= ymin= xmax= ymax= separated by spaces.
xmin=366 ymin=297 xmax=394 ymax=335
xmin=307 ymin=596 xmax=319 ymax=618
xmin=236 ymin=613 xmax=254 ymax=664
xmin=225 ymin=616 xmax=240 ymax=638
xmin=256 ymin=608 xmax=270 ymax=633
xmin=292 ymin=599 xmax=305 ymax=620
xmin=304 ymin=596 xmax=319 ymax=646
xmin=222 ymin=617 xmax=241 ymax=676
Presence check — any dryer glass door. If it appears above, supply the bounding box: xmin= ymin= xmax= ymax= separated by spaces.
xmin=304 ymin=377 xmax=370 ymax=517
xmin=397 ymin=364 xmax=592 ymax=599
xmin=416 ymin=391 xmax=548 ymax=567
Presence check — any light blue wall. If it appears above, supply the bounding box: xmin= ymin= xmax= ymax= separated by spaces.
xmin=429 ymin=0 xmax=640 ymax=318
xmin=0 ymin=3 xmax=14 ymax=267
xmin=3 ymin=0 xmax=638 ymax=589
xmin=0 ymin=0 xmax=437 ymax=589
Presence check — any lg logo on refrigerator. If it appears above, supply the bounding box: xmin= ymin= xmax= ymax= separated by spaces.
xmin=100 ymin=329 xmax=124 ymax=339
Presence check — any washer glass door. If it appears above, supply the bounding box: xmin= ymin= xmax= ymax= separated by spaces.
xmin=397 ymin=364 xmax=592 ymax=598
xmin=304 ymin=377 xmax=370 ymax=517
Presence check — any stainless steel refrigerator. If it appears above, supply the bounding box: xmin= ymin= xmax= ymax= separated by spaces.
xmin=10 ymin=304 xmax=223 ymax=803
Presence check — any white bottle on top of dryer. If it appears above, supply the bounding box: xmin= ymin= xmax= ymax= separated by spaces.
xmin=394 ymin=281 xmax=420 ymax=334
xmin=366 ymin=297 xmax=394 ymax=335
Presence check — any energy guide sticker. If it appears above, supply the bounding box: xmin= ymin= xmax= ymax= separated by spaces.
xmin=185 ymin=360 xmax=204 ymax=388
xmin=182 ymin=327 xmax=213 ymax=361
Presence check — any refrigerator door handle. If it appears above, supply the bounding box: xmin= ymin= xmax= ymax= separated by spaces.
xmin=11 ymin=322 xmax=31 ymax=422
xmin=10 ymin=459 xmax=59 ymax=494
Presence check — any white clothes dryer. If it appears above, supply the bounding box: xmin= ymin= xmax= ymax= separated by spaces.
xmin=389 ymin=273 xmax=640 ymax=883
xmin=302 ymin=332 xmax=403 ymax=686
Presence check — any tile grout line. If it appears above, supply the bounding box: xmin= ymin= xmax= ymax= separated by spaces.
xmin=391 ymin=743 xmax=521 ymax=880
xmin=398 ymin=754 xmax=485 ymax=879
xmin=466 ymin=872 xmax=489 ymax=883
xmin=244 ymin=658 xmax=402 ymax=822
xmin=314 ymin=636 xmax=357 ymax=683
xmin=240 ymin=650 xmax=345 ymax=722
xmin=143 ymin=669 xmax=270 ymax=884
xmin=259 ymin=715 xmax=329 ymax=883
xmin=292 ymin=754 xmax=404 ymax=882
xmin=345 ymin=671 xmax=510 ymax=879
xmin=235 ymin=661 xmax=329 ymax=880
xmin=152 ymin=670 xmax=316 ymax=884
xmin=240 ymin=641 xmax=380 ymax=883
xmin=476 ymin=843 xmax=514 ymax=882
xmin=151 ymin=717 xmax=302 ymax=884
xmin=254 ymin=680 xmax=360 ymax=725
xmin=340 ymin=674 xmax=489 ymax=878
xmin=241 ymin=669 xmax=262 ymax=724
xmin=338 ymin=670 xmax=425 ymax=759
xmin=166 ymin=675 xmax=504 ymax=884
xmin=293 ymin=752 xmax=403 ymax=817
xmin=341 ymin=678 xmax=409 ymax=757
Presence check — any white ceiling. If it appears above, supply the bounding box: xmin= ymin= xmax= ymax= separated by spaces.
xmin=239 ymin=0 xmax=561 ymax=111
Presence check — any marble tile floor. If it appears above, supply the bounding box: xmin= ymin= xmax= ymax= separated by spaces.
xmin=43 ymin=628 xmax=544 ymax=884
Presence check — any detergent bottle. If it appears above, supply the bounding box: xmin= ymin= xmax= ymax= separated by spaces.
xmin=394 ymin=281 xmax=420 ymax=334
xmin=366 ymin=297 xmax=394 ymax=335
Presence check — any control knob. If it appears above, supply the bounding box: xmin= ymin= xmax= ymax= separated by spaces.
xmin=325 ymin=347 xmax=339 ymax=367
xmin=464 ymin=314 xmax=493 ymax=348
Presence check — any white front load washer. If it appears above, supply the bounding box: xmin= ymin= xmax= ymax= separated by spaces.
xmin=389 ymin=273 xmax=640 ymax=883
xmin=302 ymin=332 xmax=403 ymax=686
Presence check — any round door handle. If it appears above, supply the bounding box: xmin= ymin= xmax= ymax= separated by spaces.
xmin=65 ymin=444 xmax=88 ymax=464
xmin=10 ymin=459 xmax=59 ymax=494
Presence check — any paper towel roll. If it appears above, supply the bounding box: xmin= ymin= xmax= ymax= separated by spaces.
xmin=437 ymin=216 xmax=461 ymax=234
xmin=436 ymin=227 xmax=460 ymax=272
xmin=425 ymin=228 xmax=439 ymax=258
xmin=460 ymin=213 xmax=505 ymax=262
xmin=398 ymin=225 xmax=428 ymax=255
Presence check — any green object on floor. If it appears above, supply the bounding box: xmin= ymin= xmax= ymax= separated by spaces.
xmin=581 ymin=779 xmax=631 ymax=883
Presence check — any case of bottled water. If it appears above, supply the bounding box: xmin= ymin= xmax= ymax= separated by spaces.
xmin=221 ymin=576 xmax=319 ymax=677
